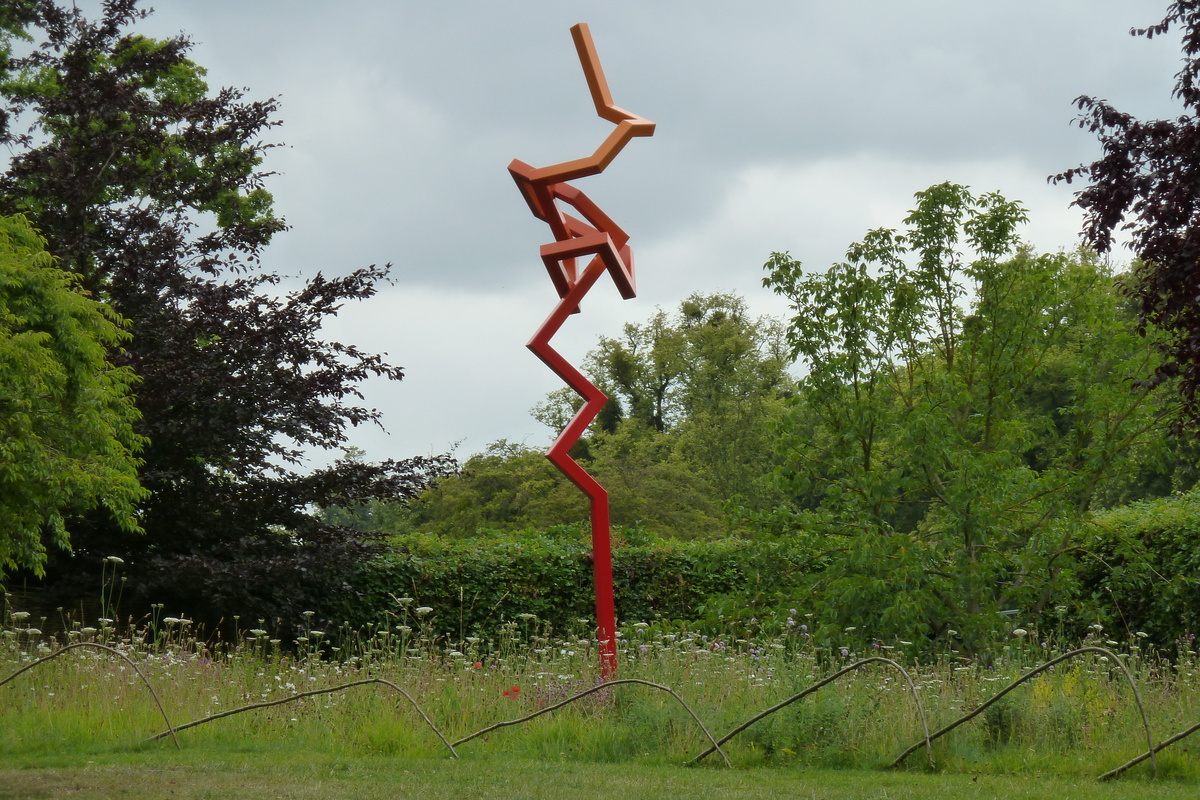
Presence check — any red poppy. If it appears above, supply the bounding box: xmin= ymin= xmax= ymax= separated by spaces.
xmin=473 ymin=662 xmax=482 ymax=668
xmin=502 ymin=685 xmax=521 ymax=697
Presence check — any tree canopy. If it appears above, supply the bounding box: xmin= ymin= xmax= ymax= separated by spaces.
xmin=1055 ymin=1 xmax=1200 ymax=434
xmin=0 ymin=212 xmax=145 ymax=576
xmin=763 ymin=183 xmax=1176 ymax=650
xmin=0 ymin=0 xmax=450 ymax=627
xmin=333 ymin=294 xmax=795 ymax=540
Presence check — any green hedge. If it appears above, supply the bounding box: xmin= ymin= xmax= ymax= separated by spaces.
xmin=325 ymin=491 xmax=1200 ymax=648
xmin=330 ymin=529 xmax=817 ymax=639
xmin=1077 ymin=491 xmax=1200 ymax=646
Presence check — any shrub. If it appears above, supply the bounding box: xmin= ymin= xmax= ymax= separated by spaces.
xmin=329 ymin=528 xmax=820 ymax=639
xmin=1076 ymin=490 xmax=1200 ymax=646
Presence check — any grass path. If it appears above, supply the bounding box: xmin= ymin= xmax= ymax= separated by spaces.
xmin=1 ymin=751 xmax=1196 ymax=800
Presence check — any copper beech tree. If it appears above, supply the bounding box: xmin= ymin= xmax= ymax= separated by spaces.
xmin=0 ymin=0 xmax=451 ymax=627
xmin=1055 ymin=1 xmax=1200 ymax=435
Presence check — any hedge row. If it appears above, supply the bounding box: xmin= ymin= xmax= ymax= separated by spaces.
xmin=327 ymin=489 xmax=1200 ymax=648
xmin=330 ymin=529 xmax=818 ymax=639
xmin=1078 ymin=491 xmax=1200 ymax=646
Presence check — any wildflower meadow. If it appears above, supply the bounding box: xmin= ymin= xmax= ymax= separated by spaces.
xmin=3 ymin=590 xmax=1199 ymax=799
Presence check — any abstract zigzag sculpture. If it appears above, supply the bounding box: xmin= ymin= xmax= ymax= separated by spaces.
xmin=509 ymin=23 xmax=655 ymax=676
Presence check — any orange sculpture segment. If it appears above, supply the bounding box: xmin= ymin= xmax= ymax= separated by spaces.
xmin=511 ymin=23 xmax=655 ymax=676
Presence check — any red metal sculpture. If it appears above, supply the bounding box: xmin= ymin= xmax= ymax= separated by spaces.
xmin=510 ymin=23 xmax=655 ymax=676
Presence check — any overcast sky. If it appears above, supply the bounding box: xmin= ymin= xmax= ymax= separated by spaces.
xmin=112 ymin=1 xmax=1184 ymax=465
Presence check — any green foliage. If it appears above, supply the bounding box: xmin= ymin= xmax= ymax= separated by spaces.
xmin=389 ymin=426 xmax=755 ymax=540
xmin=537 ymin=293 xmax=793 ymax=507
xmin=565 ymin=292 xmax=792 ymax=434
xmin=587 ymin=422 xmax=728 ymax=537
xmin=369 ymin=293 xmax=795 ymax=539
xmin=396 ymin=441 xmax=588 ymax=536
xmin=0 ymin=1 xmax=451 ymax=630
xmin=762 ymin=183 xmax=1174 ymax=652
xmin=330 ymin=529 xmax=819 ymax=638
xmin=1077 ymin=490 xmax=1200 ymax=646
xmin=5 ymin=597 xmax=1200 ymax=787
xmin=0 ymin=213 xmax=145 ymax=576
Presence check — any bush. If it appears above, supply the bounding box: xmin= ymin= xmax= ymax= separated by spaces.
xmin=329 ymin=527 xmax=820 ymax=639
xmin=1076 ymin=490 xmax=1200 ymax=646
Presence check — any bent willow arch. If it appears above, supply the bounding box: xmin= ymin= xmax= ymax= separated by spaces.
xmin=510 ymin=23 xmax=655 ymax=676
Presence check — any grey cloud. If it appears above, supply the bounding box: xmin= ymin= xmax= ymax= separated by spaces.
xmin=54 ymin=0 xmax=1190 ymax=459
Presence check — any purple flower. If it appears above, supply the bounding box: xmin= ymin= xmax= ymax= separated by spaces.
xmin=840 ymin=648 xmax=849 ymax=657
xmin=800 ymin=624 xmax=808 ymax=632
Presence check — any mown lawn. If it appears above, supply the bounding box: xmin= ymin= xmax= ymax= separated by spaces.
xmin=1 ymin=750 xmax=1196 ymax=800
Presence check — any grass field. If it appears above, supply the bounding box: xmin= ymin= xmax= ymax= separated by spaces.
xmin=2 ymin=751 xmax=1199 ymax=800
xmin=2 ymin=601 xmax=1199 ymax=796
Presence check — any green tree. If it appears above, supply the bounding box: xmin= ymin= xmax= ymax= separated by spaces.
xmin=392 ymin=434 xmax=725 ymax=539
xmin=0 ymin=213 xmax=145 ymax=576
xmin=763 ymin=183 xmax=1172 ymax=650
xmin=364 ymin=295 xmax=794 ymax=540
xmin=0 ymin=1 xmax=449 ymax=629
xmin=559 ymin=293 xmax=791 ymax=433
xmin=534 ymin=293 xmax=795 ymax=515
xmin=400 ymin=441 xmax=587 ymax=536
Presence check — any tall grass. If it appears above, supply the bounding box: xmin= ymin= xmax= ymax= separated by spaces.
xmin=1 ymin=593 xmax=1197 ymax=781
